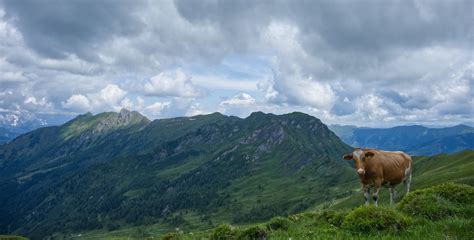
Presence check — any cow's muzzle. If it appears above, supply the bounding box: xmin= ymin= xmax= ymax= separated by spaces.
xmin=357 ymin=168 xmax=366 ymax=175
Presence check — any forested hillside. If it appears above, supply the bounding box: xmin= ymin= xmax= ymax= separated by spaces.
xmin=0 ymin=110 xmax=353 ymax=239
xmin=77 ymin=150 xmax=474 ymax=239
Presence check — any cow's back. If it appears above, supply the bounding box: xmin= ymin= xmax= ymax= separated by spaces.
xmin=377 ymin=151 xmax=411 ymax=185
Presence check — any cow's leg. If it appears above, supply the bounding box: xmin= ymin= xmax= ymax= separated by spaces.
xmin=404 ymin=170 xmax=412 ymax=194
xmin=373 ymin=188 xmax=380 ymax=207
xmin=363 ymin=185 xmax=371 ymax=206
xmin=389 ymin=186 xmax=397 ymax=205
xmin=373 ymin=180 xmax=382 ymax=207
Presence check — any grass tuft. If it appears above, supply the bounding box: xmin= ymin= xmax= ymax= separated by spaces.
xmin=238 ymin=225 xmax=267 ymax=240
xmin=397 ymin=182 xmax=474 ymax=220
xmin=210 ymin=224 xmax=238 ymax=240
xmin=342 ymin=206 xmax=411 ymax=233
xmin=266 ymin=216 xmax=292 ymax=231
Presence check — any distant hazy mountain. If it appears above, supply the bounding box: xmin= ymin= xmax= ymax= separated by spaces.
xmin=329 ymin=124 xmax=474 ymax=155
xmin=409 ymin=133 xmax=474 ymax=156
xmin=0 ymin=110 xmax=353 ymax=239
xmin=0 ymin=110 xmax=73 ymax=144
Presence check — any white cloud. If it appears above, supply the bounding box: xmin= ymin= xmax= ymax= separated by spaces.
xmin=193 ymin=74 xmax=259 ymax=91
xmin=22 ymin=96 xmax=53 ymax=113
xmin=0 ymin=71 xmax=27 ymax=82
xmin=219 ymin=92 xmax=260 ymax=117
xmin=186 ymin=102 xmax=207 ymax=116
xmin=62 ymin=84 xmax=129 ymax=113
xmin=220 ymin=93 xmax=256 ymax=106
xmin=62 ymin=94 xmax=91 ymax=112
xmin=142 ymin=101 xmax=171 ymax=118
xmin=354 ymin=94 xmax=390 ymax=121
xmin=99 ymin=84 xmax=127 ymax=106
xmin=258 ymin=21 xmax=336 ymax=112
xmin=24 ymin=96 xmax=49 ymax=107
xmin=144 ymin=69 xmax=204 ymax=98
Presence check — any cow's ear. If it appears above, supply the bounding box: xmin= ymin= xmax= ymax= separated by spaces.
xmin=364 ymin=151 xmax=375 ymax=158
xmin=343 ymin=154 xmax=353 ymax=160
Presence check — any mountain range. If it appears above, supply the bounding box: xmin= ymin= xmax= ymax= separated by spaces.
xmin=1 ymin=109 xmax=472 ymax=239
xmin=0 ymin=109 xmax=354 ymax=239
xmin=0 ymin=110 xmax=72 ymax=145
xmin=329 ymin=124 xmax=474 ymax=155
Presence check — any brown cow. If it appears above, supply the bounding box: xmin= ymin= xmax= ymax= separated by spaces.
xmin=343 ymin=148 xmax=412 ymax=206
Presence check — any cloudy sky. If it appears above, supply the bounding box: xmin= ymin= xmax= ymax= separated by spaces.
xmin=0 ymin=0 xmax=472 ymax=127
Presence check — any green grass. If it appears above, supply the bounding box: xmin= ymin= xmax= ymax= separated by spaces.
xmin=0 ymin=236 xmax=29 ymax=240
xmin=73 ymin=151 xmax=474 ymax=239
xmin=76 ymin=182 xmax=473 ymax=239
xmin=53 ymin=149 xmax=472 ymax=240
xmin=154 ymin=211 xmax=472 ymax=240
xmin=411 ymin=150 xmax=474 ymax=187
xmin=159 ymin=183 xmax=473 ymax=239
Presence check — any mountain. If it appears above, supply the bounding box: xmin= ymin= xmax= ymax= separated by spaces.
xmin=0 ymin=127 xmax=24 ymax=144
xmin=0 ymin=110 xmax=353 ymax=239
xmin=409 ymin=133 xmax=474 ymax=156
xmin=329 ymin=124 xmax=474 ymax=155
xmin=0 ymin=110 xmax=73 ymax=144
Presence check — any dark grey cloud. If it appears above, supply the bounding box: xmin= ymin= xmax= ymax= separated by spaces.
xmin=2 ymin=0 xmax=145 ymax=60
xmin=0 ymin=0 xmax=471 ymax=126
xmin=175 ymin=0 xmax=471 ymax=78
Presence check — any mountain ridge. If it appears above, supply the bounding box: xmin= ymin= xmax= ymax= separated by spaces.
xmin=0 ymin=110 xmax=353 ymax=239
xmin=329 ymin=124 xmax=474 ymax=155
xmin=0 ymin=110 xmax=73 ymax=144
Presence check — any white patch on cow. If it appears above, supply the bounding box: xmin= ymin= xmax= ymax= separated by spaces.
xmin=384 ymin=150 xmax=403 ymax=154
xmin=404 ymin=164 xmax=411 ymax=177
xmin=357 ymin=168 xmax=365 ymax=175
xmin=353 ymin=149 xmax=363 ymax=159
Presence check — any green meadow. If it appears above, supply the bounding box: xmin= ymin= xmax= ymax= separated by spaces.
xmin=64 ymin=151 xmax=474 ymax=240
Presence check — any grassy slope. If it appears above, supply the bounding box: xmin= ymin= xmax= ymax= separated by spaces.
xmin=74 ymin=150 xmax=474 ymax=239
xmin=0 ymin=236 xmax=29 ymax=240
xmin=331 ymin=150 xmax=474 ymax=209
xmin=74 ymin=184 xmax=473 ymax=240
xmin=411 ymin=150 xmax=474 ymax=187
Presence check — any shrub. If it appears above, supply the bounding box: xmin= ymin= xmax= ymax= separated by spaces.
xmin=211 ymin=224 xmax=238 ymax=240
xmin=425 ymin=183 xmax=474 ymax=204
xmin=343 ymin=206 xmax=411 ymax=233
xmin=318 ymin=210 xmax=347 ymax=227
xmin=160 ymin=232 xmax=182 ymax=240
xmin=397 ymin=183 xmax=473 ymax=220
xmin=290 ymin=212 xmax=316 ymax=221
xmin=105 ymin=222 xmax=120 ymax=231
xmin=238 ymin=225 xmax=267 ymax=240
xmin=397 ymin=192 xmax=461 ymax=220
xmin=266 ymin=216 xmax=291 ymax=231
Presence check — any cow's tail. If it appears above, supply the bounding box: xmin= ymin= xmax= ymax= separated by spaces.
xmin=403 ymin=155 xmax=413 ymax=194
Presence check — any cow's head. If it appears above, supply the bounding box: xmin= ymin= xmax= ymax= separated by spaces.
xmin=343 ymin=148 xmax=375 ymax=175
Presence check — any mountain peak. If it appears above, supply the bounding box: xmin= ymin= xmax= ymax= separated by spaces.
xmin=117 ymin=108 xmax=148 ymax=122
xmin=281 ymin=111 xmax=316 ymax=119
xmin=248 ymin=111 xmax=268 ymax=118
xmin=91 ymin=109 xmax=149 ymax=133
xmin=119 ymin=108 xmax=130 ymax=114
xmin=61 ymin=109 xmax=149 ymax=139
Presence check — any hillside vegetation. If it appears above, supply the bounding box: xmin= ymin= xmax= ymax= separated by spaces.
xmin=2 ymin=110 xmax=472 ymax=239
xmin=70 ymin=151 xmax=474 ymax=239
xmin=73 ymin=183 xmax=473 ymax=240
xmin=0 ymin=110 xmax=353 ymax=239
